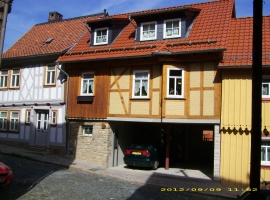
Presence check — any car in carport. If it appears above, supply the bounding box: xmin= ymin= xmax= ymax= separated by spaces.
xmin=124 ymin=144 xmax=159 ymax=170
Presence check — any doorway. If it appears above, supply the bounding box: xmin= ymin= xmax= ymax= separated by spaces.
xmin=35 ymin=110 xmax=49 ymax=146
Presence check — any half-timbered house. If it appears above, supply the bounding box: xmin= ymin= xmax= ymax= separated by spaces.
xmin=56 ymin=0 xmax=235 ymax=179
xmin=0 ymin=12 xmax=103 ymax=155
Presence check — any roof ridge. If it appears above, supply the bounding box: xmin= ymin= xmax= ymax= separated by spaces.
xmin=104 ymin=0 xmax=227 ymax=18
xmin=35 ymin=12 xmax=104 ymax=26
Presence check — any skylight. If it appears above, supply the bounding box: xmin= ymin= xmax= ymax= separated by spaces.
xmin=45 ymin=38 xmax=54 ymax=44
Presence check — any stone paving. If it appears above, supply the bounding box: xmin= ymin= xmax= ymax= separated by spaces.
xmin=0 ymin=144 xmax=242 ymax=199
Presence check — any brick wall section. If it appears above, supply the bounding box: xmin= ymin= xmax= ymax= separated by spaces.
xmin=165 ymin=101 xmax=184 ymax=116
xmin=69 ymin=121 xmax=112 ymax=168
xmin=190 ymin=91 xmax=200 ymax=115
xmin=152 ymin=92 xmax=160 ymax=115
xmin=109 ymin=93 xmax=125 ymax=114
xmin=203 ymin=90 xmax=214 ymax=116
xmin=118 ymin=69 xmax=130 ymax=90
xmin=131 ymin=102 xmax=149 ymax=115
xmin=190 ymin=63 xmax=200 ymax=88
xmin=203 ymin=62 xmax=214 ymax=87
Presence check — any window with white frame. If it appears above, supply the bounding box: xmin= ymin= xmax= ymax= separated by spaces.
xmin=25 ymin=110 xmax=31 ymax=124
xmin=0 ymin=111 xmax=8 ymax=130
xmin=81 ymin=72 xmax=94 ymax=95
xmin=10 ymin=69 xmax=20 ymax=88
xmin=262 ymin=77 xmax=270 ymax=98
xmin=0 ymin=70 xmax=8 ymax=88
xmin=9 ymin=111 xmax=19 ymax=131
xmin=94 ymin=28 xmax=108 ymax=45
xmin=51 ymin=110 xmax=57 ymax=125
xmin=83 ymin=125 xmax=93 ymax=136
xmin=140 ymin=22 xmax=157 ymax=41
xmin=167 ymin=68 xmax=184 ymax=98
xmin=45 ymin=65 xmax=56 ymax=85
xmin=164 ymin=19 xmax=181 ymax=38
xmin=133 ymin=70 xmax=149 ymax=97
xmin=261 ymin=140 xmax=270 ymax=165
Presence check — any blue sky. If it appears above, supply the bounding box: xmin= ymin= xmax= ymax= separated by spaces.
xmin=3 ymin=0 xmax=270 ymax=52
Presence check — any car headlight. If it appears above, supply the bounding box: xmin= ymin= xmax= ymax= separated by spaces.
xmin=8 ymin=170 xmax=12 ymax=175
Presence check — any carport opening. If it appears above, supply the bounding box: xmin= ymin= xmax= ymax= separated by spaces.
xmin=110 ymin=122 xmax=215 ymax=179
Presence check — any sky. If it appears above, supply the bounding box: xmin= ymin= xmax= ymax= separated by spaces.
xmin=3 ymin=0 xmax=270 ymax=52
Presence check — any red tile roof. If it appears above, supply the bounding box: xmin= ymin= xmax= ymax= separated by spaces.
xmin=219 ymin=15 xmax=270 ymax=67
xmin=3 ymin=14 xmax=104 ymax=59
xmin=57 ymin=0 xmax=235 ymax=63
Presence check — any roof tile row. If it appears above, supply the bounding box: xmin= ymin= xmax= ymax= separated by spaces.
xmin=4 ymin=0 xmax=269 ymax=67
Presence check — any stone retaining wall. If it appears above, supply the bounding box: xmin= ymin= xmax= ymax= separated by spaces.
xmin=69 ymin=121 xmax=112 ymax=168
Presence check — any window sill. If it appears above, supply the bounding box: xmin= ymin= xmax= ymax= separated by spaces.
xmin=43 ymin=84 xmax=56 ymax=88
xmin=82 ymin=134 xmax=93 ymax=137
xmin=130 ymin=97 xmax=151 ymax=100
xmin=165 ymin=97 xmax=186 ymax=100
xmin=140 ymin=38 xmax=156 ymax=42
xmin=9 ymin=87 xmax=20 ymax=90
xmin=261 ymin=165 xmax=270 ymax=170
xmin=94 ymin=43 xmax=108 ymax=46
xmin=163 ymin=36 xmax=181 ymax=39
xmin=77 ymin=96 xmax=94 ymax=101
xmin=262 ymin=98 xmax=270 ymax=102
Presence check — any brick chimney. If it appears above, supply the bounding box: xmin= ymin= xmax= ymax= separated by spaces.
xmin=48 ymin=11 xmax=63 ymax=22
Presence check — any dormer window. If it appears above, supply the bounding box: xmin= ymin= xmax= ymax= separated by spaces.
xmin=94 ymin=27 xmax=108 ymax=45
xmin=140 ymin=22 xmax=157 ymax=41
xmin=164 ymin=19 xmax=181 ymax=39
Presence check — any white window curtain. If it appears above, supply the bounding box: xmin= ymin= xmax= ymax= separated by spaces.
xmin=82 ymin=73 xmax=94 ymax=95
xmin=142 ymin=23 xmax=155 ymax=39
xmin=134 ymin=72 xmax=148 ymax=97
xmin=166 ymin=20 xmax=179 ymax=37
xmin=96 ymin=29 xmax=107 ymax=43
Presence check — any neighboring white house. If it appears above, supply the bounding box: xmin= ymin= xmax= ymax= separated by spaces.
xmin=0 ymin=11 xmax=104 ymax=155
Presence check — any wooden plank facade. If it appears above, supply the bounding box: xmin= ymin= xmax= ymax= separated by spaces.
xmin=65 ymin=63 xmax=109 ymax=119
xmin=220 ymin=70 xmax=270 ymax=187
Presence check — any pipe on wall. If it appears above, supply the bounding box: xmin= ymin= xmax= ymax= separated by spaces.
xmin=57 ymin=63 xmax=71 ymax=157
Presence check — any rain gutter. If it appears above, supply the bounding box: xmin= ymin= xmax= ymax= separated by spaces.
xmin=152 ymin=48 xmax=227 ymax=56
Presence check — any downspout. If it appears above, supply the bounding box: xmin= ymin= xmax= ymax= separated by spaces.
xmin=0 ymin=0 xmax=12 ymax=69
xmin=57 ymin=63 xmax=71 ymax=157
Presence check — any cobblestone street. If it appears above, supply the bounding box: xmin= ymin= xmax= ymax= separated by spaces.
xmin=0 ymin=154 xmax=238 ymax=200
